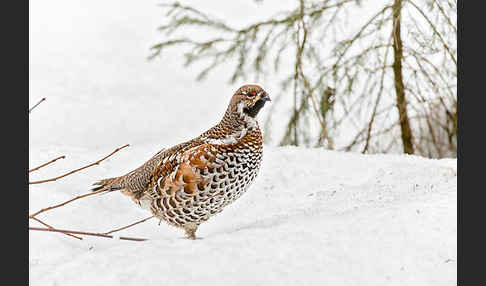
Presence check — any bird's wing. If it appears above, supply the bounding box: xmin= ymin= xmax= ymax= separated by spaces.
xmin=147 ymin=142 xmax=223 ymax=200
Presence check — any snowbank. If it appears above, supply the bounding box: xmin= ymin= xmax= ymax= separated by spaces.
xmin=29 ymin=145 xmax=456 ymax=286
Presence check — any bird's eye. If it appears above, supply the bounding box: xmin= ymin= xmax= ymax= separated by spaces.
xmin=248 ymin=91 xmax=257 ymax=97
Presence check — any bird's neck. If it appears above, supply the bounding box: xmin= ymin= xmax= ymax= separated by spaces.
xmin=199 ymin=105 xmax=260 ymax=143
xmin=220 ymin=103 xmax=259 ymax=132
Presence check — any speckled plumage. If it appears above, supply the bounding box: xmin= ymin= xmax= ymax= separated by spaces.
xmin=92 ymin=84 xmax=270 ymax=239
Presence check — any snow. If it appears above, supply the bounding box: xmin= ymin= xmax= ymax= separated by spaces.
xmin=29 ymin=145 xmax=456 ymax=286
xmin=29 ymin=0 xmax=456 ymax=285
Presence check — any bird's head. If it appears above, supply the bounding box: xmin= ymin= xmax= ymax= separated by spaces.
xmin=229 ymin=84 xmax=271 ymax=119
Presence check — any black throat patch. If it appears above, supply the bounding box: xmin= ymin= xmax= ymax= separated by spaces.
xmin=243 ymin=98 xmax=267 ymax=118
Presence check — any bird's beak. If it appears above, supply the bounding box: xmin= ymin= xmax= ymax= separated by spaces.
xmin=261 ymin=93 xmax=271 ymax=102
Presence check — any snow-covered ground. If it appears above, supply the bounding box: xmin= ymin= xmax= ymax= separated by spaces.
xmin=29 ymin=144 xmax=456 ymax=286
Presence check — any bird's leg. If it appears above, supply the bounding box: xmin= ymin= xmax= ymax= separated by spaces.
xmin=183 ymin=222 xmax=198 ymax=240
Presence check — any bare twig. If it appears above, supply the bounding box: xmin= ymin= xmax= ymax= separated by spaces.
xmin=29 ymin=97 xmax=46 ymax=113
xmin=362 ymin=35 xmax=393 ymax=153
xmin=30 ymin=217 xmax=83 ymax=240
xmin=103 ymin=216 xmax=155 ymax=235
xmin=296 ymin=0 xmax=334 ymax=149
xmin=29 ymin=227 xmax=148 ymax=242
xmin=29 ymin=189 xmax=104 ymax=218
xmin=29 ymin=144 xmax=129 ymax=185
xmin=433 ymin=0 xmax=456 ymax=33
xmin=29 ymin=156 xmax=66 ymax=173
xmin=333 ymin=5 xmax=391 ymax=68
xmin=28 ymin=144 xmax=154 ymax=242
xmin=407 ymin=0 xmax=456 ymax=66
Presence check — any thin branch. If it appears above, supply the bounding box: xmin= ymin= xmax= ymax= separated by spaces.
xmin=433 ymin=0 xmax=456 ymax=33
xmin=407 ymin=0 xmax=456 ymax=66
xmin=30 ymin=217 xmax=83 ymax=240
xmin=296 ymin=0 xmax=334 ymax=149
xmin=103 ymin=216 xmax=155 ymax=235
xmin=29 ymin=144 xmax=129 ymax=185
xmin=29 ymin=156 xmax=66 ymax=173
xmin=29 ymin=227 xmax=147 ymax=242
xmin=362 ymin=32 xmax=393 ymax=153
xmin=333 ymin=5 xmax=391 ymax=68
xmin=29 ymin=189 xmax=104 ymax=218
xmin=29 ymin=97 xmax=46 ymax=113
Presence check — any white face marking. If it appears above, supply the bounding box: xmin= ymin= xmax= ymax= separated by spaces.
xmin=244 ymin=115 xmax=258 ymax=129
xmin=236 ymin=101 xmax=245 ymax=115
xmin=237 ymin=101 xmax=258 ymax=129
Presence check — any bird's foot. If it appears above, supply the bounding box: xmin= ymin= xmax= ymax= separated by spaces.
xmin=183 ymin=223 xmax=198 ymax=240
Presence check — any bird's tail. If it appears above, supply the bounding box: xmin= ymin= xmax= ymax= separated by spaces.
xmin=91 ymin=177 xmax=122 ymax=193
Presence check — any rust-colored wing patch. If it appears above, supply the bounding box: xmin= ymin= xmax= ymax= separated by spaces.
xmin=152 ymin=144 xmax=218 ymax=198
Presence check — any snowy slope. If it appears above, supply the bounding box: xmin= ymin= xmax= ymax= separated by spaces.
xmin=29 ymin=145 xmax=456 ymax=286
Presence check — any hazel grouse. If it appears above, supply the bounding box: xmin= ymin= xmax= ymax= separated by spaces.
xmin=92 ymin=84 xmax=271 ymax=239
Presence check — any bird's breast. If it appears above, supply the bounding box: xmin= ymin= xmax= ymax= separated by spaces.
xmin=149 ymin=129 xmax=263 ymax=227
